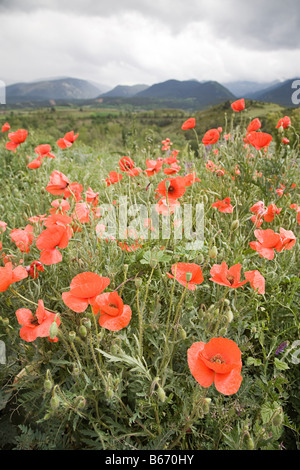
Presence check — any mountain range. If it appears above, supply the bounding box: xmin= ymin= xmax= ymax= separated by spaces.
xmin=3 ymin=76 xmax=300 ymax=109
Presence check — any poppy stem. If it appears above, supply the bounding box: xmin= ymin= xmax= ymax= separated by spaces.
xmin=213 ymin=287 xmax=230 ymax=335
xmin=136 ymin=266 xmax=155 ymax=358
xmin=9 ymin=287 xmax=58 ymax=314
xmin=159 ymin=282 xmax=188 ymax=378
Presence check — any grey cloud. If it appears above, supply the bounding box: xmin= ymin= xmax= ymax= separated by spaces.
xmin=0 ymin=0 xmax=299 ymax=50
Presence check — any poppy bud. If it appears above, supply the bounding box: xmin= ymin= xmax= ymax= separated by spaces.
xmin=246 ymin=435 xmax=255 ymax=450
xmin=111 ymin=343 xmax=119 ymax=355
xmin=165 ymin=180 xmax=171 ymax=190
xmin=157 ymin=386 xmax=166 ymax=403
xmin=185 ymin=272 xmax=192 ymax=282
xmin=50 ymin=393 xmax=60 ymax=410
xmin=135 ymin=277 xmax=142 ymax=288
xmin=1 ymin=318 xmax=9 ymax=326
xmin=149 ymin=259 xmax=157 ymax=268
xmin=44 ymin=379 xmax=53 ymax=393
xmin=105 ymin=389 xmax=114 ymax=399
xmin=123 ymin=264 xmax=129 ymax=274
xmin=49 ymin=321 xmax=58 ymax=340
xmin=226 ymin=310 xmax=234 ymax=323
xmin=69 ymin=331 xmax=76 ymax=342
xmin=82 ymin=318 xmax=91 ymax=329
xmin=209 ymin=246 xmax=218 ymax=259
xmin=74 ymin=396 xmax=86 ymax=410
xmin=179 ymin=326 xmax=187 ymax=340
xmin=202 ymin=397 xmax=211 ymax=414
xmin=41 ymin=187 xmax=45 ymax=194
xmin=79 ymin=325 xmax=87 ymax=338
xmin=231 ymin=220 xmax=239 ymax=231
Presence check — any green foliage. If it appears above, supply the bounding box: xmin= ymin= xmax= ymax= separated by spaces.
xmin=0 ymin=102 xmax=299 ymax=450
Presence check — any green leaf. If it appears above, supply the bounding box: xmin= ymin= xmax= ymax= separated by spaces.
xmin=274 ymin=358 xmax=289 ymax=371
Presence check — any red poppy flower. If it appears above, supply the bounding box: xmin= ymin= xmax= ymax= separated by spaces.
xmin=276 ymin=116 xmax=291 ymax=129
xmin=163 ymin=162 xmax=181 ymax=175
xmin=245 ymin=131 xmax=272 ymax=150
xmin=16 ymin=299 xmax=60 ymax=342
xmin=211 ymin=197 xmax=233 ymax=213
xmin=156 ymin=176 xmax=187 ymax=201
xmin=73 ymin=202 xmax=90 ymax=224
xmin=0 ymin=221 xmax=7 ymax=233
xmin=0 ymin=261 xmax=28 ymax=292
xmin=10 ymin=224 xmax=34 ymax=253
xmin=281 ymin=137 xmax=290 ymax=144
xmin=106 ymin=171 xmax=123 ymax=186
xmin=182 ymin=172 xmax=201 ymax=187
xmin=247 ymin=118 xmax=261 ymax=133
xmin=86 ymin=187 xmax=99 ymax=206
xmin=5 ymin=129 xmax=28 ymax=152
xmin=187 ymin=337 xmax=243 ymax=395
xmin=46 ymin=170 xmax=70 ymax=195
xmin=231 ymin=99 xmax=245 ymax=112
xmin=27 ymin=158 xmax=43 ymax=169
xmin=263 ymin=203 xmax=282 ymax=222
xmin=210 ymin=262 xmax=247 ymax=289
xmin=167 ymin=263 xmax=204 ymax=291
xmin=57 ymin=130 xmax=79 ymax=149
xmin=119 ymin=156 xmax=135 ymax=172
xmin=202 ymin=129 xmax=220 ymax=146
xmin=49 ymin=199 xmax=70 ymax=215
xmin=181 ymin=118 xmax=195 ymax=130
xmin=64 ymin=182 xmax=83 ymax=201
xmin=62 ymin=272 xmax=110 ymax=313
xmin=249 ymin=229 xmax=282 ymax=260
xmin=35 ymin=144 xmax=55 ymax=159
xmin=26 ymin=261 xmax=44 ymax=279
xmin=1 ymin=123 xmax=10 ymax=132
xmin=36 ymin=221 xmax=73 ymax=265
xmin=145 ymin=159 xmax=163 ymax=176
xmin=155 ymin=197 xmax=180 ymax=215
xmin=276 ymin=227 xmax=296 ymax=251
xmin=92 ymin=291 xmax=132 ymax=331
xmin=244 ymin=270 xmax=265 ymax=295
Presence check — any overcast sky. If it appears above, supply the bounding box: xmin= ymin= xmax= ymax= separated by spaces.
xmin=1 ymin=0 xmax=300 ymax=90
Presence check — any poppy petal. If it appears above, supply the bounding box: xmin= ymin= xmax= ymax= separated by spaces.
xmin=62 ymin=292 xmax=89 ymax=313
xmin=187 ymin=342 xmax=215 ymax=387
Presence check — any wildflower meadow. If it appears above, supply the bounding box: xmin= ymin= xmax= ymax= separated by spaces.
xmin=0 ymin=99 xmax=299 ymax=451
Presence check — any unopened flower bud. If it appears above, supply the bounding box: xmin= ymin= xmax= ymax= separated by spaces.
xmin=231 ymin=219 xmax=239 ymax=231
xmin=44 ymin=379 xmax=53 ymax=393
xmin=246 ymin=435 xmax=255 ymax=450
xmin=179 ymin=326 xmax=187 ymax=340
xmin=209 ymin=246 xmax=218 ymax=259
xmin=226 ymin=310 xmax=234 ymax=323
xmin=74 ymin=396 xmax=86 ymax=410
xmin=79 ymin=325 xmax=87 ymax=338
xmin=69 ymin=331 xmax=76 ymax=342
xmin=82 ymin=318 xmax=91 ymax=329
xmin=50 ymin=394 xmax=60 ymax=410
xmin=105 ymin=389 xmax=114 ymax=399
xmin=202 ymin=397 xmax=211 ymax=414
xmin=149 ymin=259 xmax=157 ymax=269
xmin=135 ymin=277 xmax=142 ymax=288
xmin=157 ymin=386 xmax=166 ymax=403
xmin=185 ymin=272 xmax=192 ymax=282
xmin=49 ymin=321 xmax=58 ymax=340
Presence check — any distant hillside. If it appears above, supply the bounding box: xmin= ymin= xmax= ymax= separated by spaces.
xmin=101 ymin=84 xmax=149 ymax=98
xmin=248 ymin=78 xmax=300 ymax=107
xmin=6 ymin=78 xmax=103 ymax=104
xmin=135 ymin=79 xmax=236 ymax=106
xmin=223 ymin=80 xmax=280 ymax=98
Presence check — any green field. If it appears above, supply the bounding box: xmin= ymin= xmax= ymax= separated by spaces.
xmin=0 ymin=100 xmax=299 ymax=450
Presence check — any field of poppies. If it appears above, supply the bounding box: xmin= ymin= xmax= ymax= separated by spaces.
xmin=0 ymin=99 xmax=299 ymax=450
